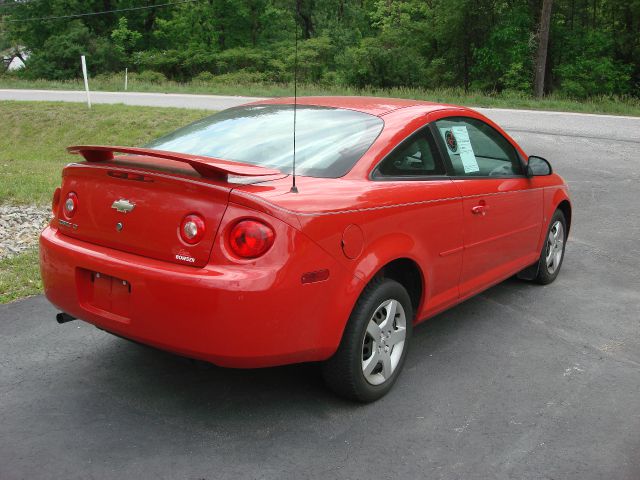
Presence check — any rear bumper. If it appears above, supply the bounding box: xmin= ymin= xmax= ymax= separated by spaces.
xmin=40 ymin=225 xmax=360 ymax=367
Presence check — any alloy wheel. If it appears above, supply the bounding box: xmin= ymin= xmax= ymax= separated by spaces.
xmin=546 ymin=220 xmax=565 ymax=275
xmin=361 ymin=299 xmax=407 ymax=386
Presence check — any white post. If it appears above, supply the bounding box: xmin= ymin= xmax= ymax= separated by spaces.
xmin=81 ymin=55 xmax=91 ymax=108
xmin=124 ymin=67 xmax=128 ymax=91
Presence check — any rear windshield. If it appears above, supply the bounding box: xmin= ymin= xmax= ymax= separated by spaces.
xmin=145 ymin=104 xmax=384 ymax=178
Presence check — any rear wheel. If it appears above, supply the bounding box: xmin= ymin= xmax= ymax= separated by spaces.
xmin=322 ymin=278 xmax=413 ymax=402
xmin=534 ymin=209 xmax=567 ymax=284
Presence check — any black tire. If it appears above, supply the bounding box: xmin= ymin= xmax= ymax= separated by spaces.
xmin=534 ymin=209 xmax=567 ymax=284
xmin=322 ymin=277 xmax=413 ymax=402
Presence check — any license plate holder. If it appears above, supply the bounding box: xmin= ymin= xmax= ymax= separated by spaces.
xmin=78 ymin=269 xmax=132 ymax=321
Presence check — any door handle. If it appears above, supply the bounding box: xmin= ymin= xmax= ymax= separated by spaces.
xmin=471 ymin=204 xmax=489 ymax=215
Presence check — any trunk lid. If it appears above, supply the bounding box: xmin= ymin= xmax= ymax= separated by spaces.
xmin=56 ymin=148 xmax=283 ymax=268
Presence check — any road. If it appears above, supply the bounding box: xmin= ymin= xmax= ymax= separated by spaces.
xmin=1 ymin=91 xmax=640 ymax=479
xmin=0 ymin=88 xmax=266 ymax=110
xmin=2 ymin=87 xmax=638 ymax=142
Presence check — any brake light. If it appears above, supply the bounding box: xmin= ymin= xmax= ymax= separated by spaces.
xmin=52 ymin=187 xmax=61 ymax=215
xmin=180 ymin=214 xmax=205 ymax=244
xmin=64 ymin=192 xmax=78 ymax=218
xmin=228 ymin=220 xmax=275 ymax=258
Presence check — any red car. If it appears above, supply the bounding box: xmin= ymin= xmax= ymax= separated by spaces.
xmin=40 ymin=97 xmax=571 ymax=402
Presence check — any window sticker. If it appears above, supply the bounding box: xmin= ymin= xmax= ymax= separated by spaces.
xmin=439 ymin=126 xmax=479 ymax=173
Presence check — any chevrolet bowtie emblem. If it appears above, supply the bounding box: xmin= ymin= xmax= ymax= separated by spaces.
xmin=111 ymin=199 xmax=136 ymax=213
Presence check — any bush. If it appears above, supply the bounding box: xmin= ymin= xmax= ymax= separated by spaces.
xmin=552 ymin=31 xmax=632 ymax=98
xmin=556 ymin=57 xmax=632 ymax=99
xmin=19 ymin=21 xmax=119 ymax=80
xmin=471 ymin=4 xmax=534 ymax=93
xmin=132 ymin=50 xmax=188 ymax=80
xmin=136 ymin=70 xmax=167 ymax=84
xmin=192 ymin=71 xmax=216 ymax=83
xmin=336 ymin=37 xmax=427 ymax=89
xmin=211 ymin=70 xmax=267 ymax=84
xmin=215 ymin=47 xmax=269 ymax=73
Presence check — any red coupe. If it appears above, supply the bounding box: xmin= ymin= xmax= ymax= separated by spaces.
xmin=40 ymin=97 xmax=571 ymax=402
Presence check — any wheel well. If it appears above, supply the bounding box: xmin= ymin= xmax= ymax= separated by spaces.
xmin=378 ymin=258 xmax=423 ymax=314
xmin=557 ymin=200 xmax=572 ymax=234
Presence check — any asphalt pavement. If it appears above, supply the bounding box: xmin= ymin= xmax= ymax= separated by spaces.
xmin=1 ymin=91 xmax=639 ymax=479
xmin=0 ymin=88 xmax=265 ymax=110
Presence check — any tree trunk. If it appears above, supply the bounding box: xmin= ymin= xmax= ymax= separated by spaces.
xmin=569 ymin=0 xmax=574 ymax=30
xmin=533 ymin=0 xmax=553 ymax=98
xmin=463 ymin=43 xmax=470 ymax=93
xmin=462 ymin=13 xmax=471 ymax=93
xmin=144 ymin=10 xmax=157 ymax=34
xmin=296 ymin=0 xmax=314 ymax=39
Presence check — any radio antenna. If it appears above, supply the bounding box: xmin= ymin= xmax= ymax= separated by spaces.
xmin=290 ymin=9 xmax=299 ymax=194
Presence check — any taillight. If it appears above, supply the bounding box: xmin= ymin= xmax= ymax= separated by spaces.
xmin=52 ymin=187 xmax=61 ymax=215
xmin=180 ymin=214 xmax=205 ymax=244
xmin=228 ymin=220 xmax=275 ymax=259
xmin=64 ymin=192 xmax=78 ymax=218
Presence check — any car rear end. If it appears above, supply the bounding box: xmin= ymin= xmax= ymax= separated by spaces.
xmin=40 ymin=156 xmax=356 ymax=368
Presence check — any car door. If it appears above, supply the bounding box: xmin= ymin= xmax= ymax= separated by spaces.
xmin=372 ymin=126 xmax=464 ymax=318
xmin=431 ymin=115 xmax=543 ymax=298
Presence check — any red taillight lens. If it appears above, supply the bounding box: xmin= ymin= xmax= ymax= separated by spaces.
xmin=52 ymin=187 xmax=61 ymax=215
xmin=228 ymin=220 xmax=275 ymax=259
xmin=180 ymin=214 xmax=205 ymax=244
xmin=63 ymin=192 xmax=78 ymax=218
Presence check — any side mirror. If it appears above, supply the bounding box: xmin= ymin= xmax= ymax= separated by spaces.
xmin=526 ymin=155 xmax=553 ymax=177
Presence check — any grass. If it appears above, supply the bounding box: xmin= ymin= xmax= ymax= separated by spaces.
xmin=0 ymin=101 xmax=206 ymax=304
xmin=0 ymin=101 xmax=205 ymax=205
xmin=1 ymin=75 xmax=640 ymax=116
xmin=0 ymin=249 xmax=42 ymax=303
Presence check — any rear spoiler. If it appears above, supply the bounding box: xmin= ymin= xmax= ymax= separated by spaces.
xmin=67 ymin=145 xmax=281 ymax=179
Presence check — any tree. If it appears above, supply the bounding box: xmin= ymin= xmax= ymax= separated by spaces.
xmin=111 ymin=17 xmax=141 ymax=64
xmin=534 ymin=0 xmax=554 ymax=97
xmin=0 ymin=0 xmax=636 ymax=98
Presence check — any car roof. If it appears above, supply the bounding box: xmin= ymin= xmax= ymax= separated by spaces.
xmin=248 ymin=96 xmax=460 ymax=117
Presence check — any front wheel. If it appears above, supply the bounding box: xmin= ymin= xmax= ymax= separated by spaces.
xmin=534 ymin=209 xmax=567 ymax=284
xmin=322 ymin=278 xmax=413 ymax=402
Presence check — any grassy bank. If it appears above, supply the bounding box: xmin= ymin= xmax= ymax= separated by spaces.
xmin=0 ymin=101 xmax=206 ymax=303
xmin=1 ymin=76 xmax=639 ymax=117
xmin=1 ymin=101 xmax=205 ymax=205
xmin=0 ymin=250 xmax=41 ymax=303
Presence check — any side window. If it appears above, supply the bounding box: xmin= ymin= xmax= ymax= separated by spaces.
xmin=435 ymin=117 xmax=523 ymax=177
xmin=375 ymin=129 xmax=445 ymax=178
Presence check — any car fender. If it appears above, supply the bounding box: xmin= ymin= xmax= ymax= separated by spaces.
xmin=537 ymin=185 xmax=572 ymax=252
xmin=350 ymin=232 xmax=423 ymax=280
xmin=346 ymin=231 xmax=429 ymax=317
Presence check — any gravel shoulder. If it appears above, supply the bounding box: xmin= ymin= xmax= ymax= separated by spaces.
xmin=0 ymin=204 xmax=50 ymax=259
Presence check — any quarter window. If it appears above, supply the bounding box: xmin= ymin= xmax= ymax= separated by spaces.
xmin=435 ymin=117 xmax=523 ymax=177
xmin=375 ymin=129 xmax=444 ymax=178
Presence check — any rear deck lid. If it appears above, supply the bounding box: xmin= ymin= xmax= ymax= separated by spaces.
xmin=56 ymin=146 xmax=282 ymax=267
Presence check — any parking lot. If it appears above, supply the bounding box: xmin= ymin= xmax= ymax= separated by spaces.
xmin=1 ymin=102 xmax=639 ymax=479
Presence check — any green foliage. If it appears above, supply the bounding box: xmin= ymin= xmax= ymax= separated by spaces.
xmin=554 ymin=31 xmax=633 ymax=98
xmin=1 ymin=0 xmax=638 ymax=98
xmin=192 ymin=71 xmax=216 ymax=82
xmin=472 ymin=4 xmax=535 ymax=92
xmin=16 ymin=21 xmax=116 ymax=79
xmin=111 ymin=17 xmax=142 ymax=64
xmin=336 ymin=0 xmax=431 ymax=88
xmin=558 ymin=57 xmax=632 ymax=99
xmin=136 ymin=70 xmax=167 ymax=84
xmin=337 ymin=37 xmax=427 ymax=88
